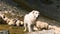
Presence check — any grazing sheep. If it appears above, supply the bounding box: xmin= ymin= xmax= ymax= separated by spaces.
xmin=24 ymin=10 xmax=40 ymax=32
xmin=0 ymin=13 xmax=4 ymax=18
xmin=36 ymin=21 xmax=49 ymax=30
xmin=4 ymin=10 xmax=9 ymax=13
xmin=8 ymin=19 xmax=16 ymax=26
xmin=16 ymin=20 xmax=23 ymax=26
xmin=16 ymin=20 xmax=24 ymax=26
xmin=33 ymin=26 xmax=39 ymax=31
xmin=6 ymin=18 xmax=11 ymax=23
xmin=20 ymin=21 xmax=24 ymax=26
xmin=2 ymin=16 xmax=10 ymax=23
xmin=16 ymin=20 xmax=20 ymax=26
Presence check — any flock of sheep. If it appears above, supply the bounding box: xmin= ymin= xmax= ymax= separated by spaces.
xmin=0 ymin=10 xmax=24 ymax=26
xmin=0 ymin=10 xmax=60 ymax=33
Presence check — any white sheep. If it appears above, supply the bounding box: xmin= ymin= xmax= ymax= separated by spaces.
xmin=2 ymin=16 xmax=10 ymax=23
xmin=36 ymin=21 xmax=49 ymax=30
xmin=16 ymin=20 xmax=20 ymax=26
xmin=33 ymin=26 xmax=39 ymax=31
xmin=4 ymin=10 xmax=9 ymax=13
xmin=20 ymin=21 xmax=24 ymax=25
xmin=16 ymin=20 xmax=24 ymax=26
xmin=0 ymin=13 xmax=4 ymax=18
xmin=8 ymin=19 xmax=16 ymax=25
xmin=3 ymin=17 xmax=8 ymax=21
xmin=24 ymin=10 xmax=39 ymax=32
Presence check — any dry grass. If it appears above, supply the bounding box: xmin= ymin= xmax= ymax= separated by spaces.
xmin=0 ymin=24 xmax=26 ymax=34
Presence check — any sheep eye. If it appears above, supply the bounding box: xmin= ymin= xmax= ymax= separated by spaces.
xmin=36 ymin=13 xmax=38 ymax=14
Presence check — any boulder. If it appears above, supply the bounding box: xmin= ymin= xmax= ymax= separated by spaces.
xmin=27 ymin=30 xmax=55 ymax=34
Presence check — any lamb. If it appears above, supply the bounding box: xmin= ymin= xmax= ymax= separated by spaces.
xmin=16 ymin=20 xmax=24 ymax=26
xmin=36 ymin=21 xmax=49 ymax=30
xmin=24 ymin=10 xmax=40 ymax=32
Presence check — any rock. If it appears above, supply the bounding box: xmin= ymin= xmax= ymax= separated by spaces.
xmin=0 ymin=30 xmax=10 ymax=34
xmin=27 ymin=30 xmax=55 ymax=34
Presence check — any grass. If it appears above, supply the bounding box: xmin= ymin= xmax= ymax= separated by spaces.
xmin=0 ymin=24 xmax=26 ymax=34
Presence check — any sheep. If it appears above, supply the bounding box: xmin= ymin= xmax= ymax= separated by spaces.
xmin=20 ymin=21 xmax=24 ymax=26
xmin=24 ymin=10 xmax=40 ymax=32
xmin=3 ymin=17 xmax=8 ymax=21
xmin=15 ymin=20 xmax=20 ymax=26
xmin=0 ymin=13 xmax=4 ymax=18
xmin=33 ymin=26 xmax=39 ymax=31
xmin=16 ymin=20 xmax=24 ymax=26
xmin=36 ymin=21 xmax=49 ymax=30
xmin=4 ymin=10 xmax=9 ymax=13
xmin=6 ymin=18 xmax=11 ymax=23
xmin=8 ymin=19 xmax=16 ymax=26
xmin=2 ymin=16 xmax=10 ymax=23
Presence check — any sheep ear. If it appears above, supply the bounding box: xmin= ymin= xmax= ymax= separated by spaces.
xmin=32 ymin=10 xmax=35 ymax=13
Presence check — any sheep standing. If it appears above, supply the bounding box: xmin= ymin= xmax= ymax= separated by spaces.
xmin=24 ymin=10 xmax=39 ymax=32
xmin=36 ymin=21 xmax=48 ymax=30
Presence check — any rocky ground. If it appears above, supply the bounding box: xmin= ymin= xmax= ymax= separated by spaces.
xmin=27 ymin=29 xmax=60 ymax=34
xmin=0 ymin=0 xmax=60 ymax=34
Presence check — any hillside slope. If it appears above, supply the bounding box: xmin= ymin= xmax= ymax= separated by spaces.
xmin=0 ymin=0 xmax=60 ymax=34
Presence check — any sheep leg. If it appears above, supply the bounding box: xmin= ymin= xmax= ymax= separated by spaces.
xmin=28 ymin=24 xmax=32 ymax=32
xmin=24 ymin=23 xmax=27 ymax=32
xmin=37 ymin=27 xmax=41 ymax=31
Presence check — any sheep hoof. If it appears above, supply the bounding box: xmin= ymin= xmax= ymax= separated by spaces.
xmin=23 ymin=29 xmax=26 ymax=32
